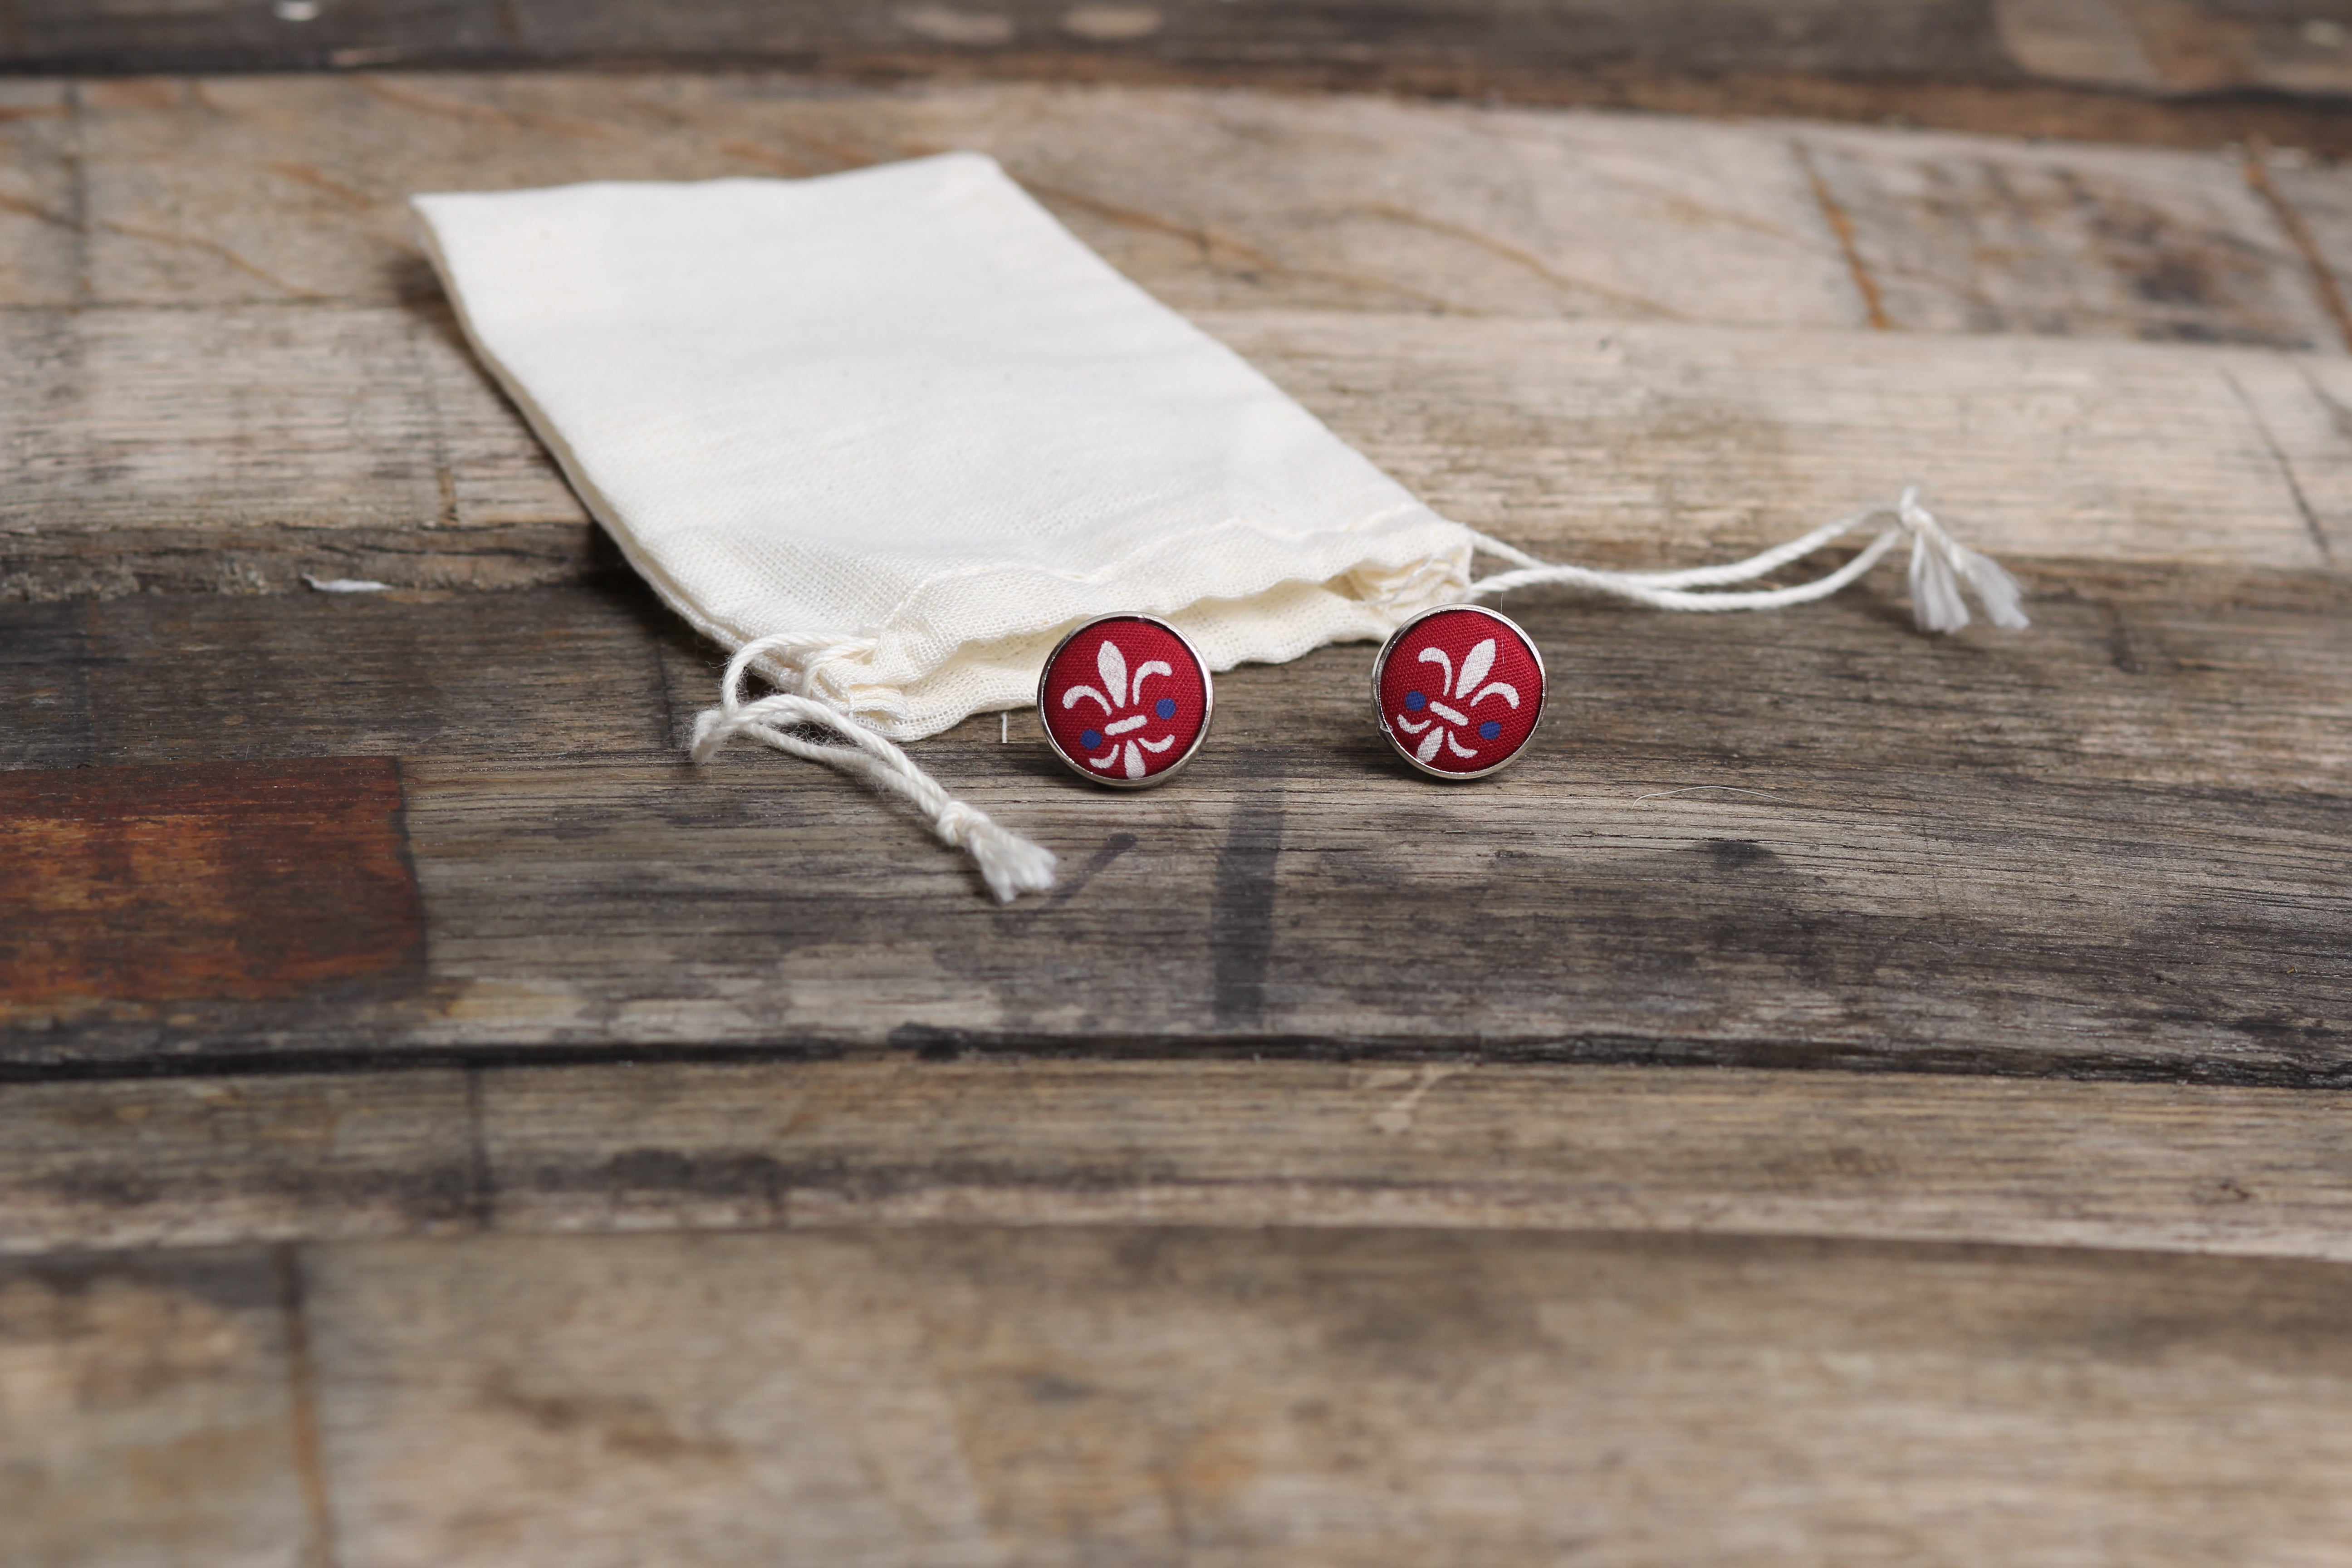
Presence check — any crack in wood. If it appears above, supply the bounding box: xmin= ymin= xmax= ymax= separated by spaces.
xmin=2240 ymin=137 xmax=2352 ymax=356
xmin=2221 ymin=365 xmax=2339 ymax=565
xmin=1793 ymin=136 xmax=1893 ymax=330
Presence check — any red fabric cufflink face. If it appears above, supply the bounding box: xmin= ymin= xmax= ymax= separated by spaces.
xmin=1038 ymin=615 xmax=1215 ymax=788
xmin=1372 ymin=605 xmax=1545 ymax=779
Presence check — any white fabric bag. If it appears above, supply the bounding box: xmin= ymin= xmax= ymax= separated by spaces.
xmin=414 ymin=152 xmax=2024 ymax=901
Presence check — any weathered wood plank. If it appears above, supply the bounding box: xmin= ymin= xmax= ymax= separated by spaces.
xmin=296 ymin=1225 xmax=2352 ymax=1566
xmin=0 ymin=757 xmax=425 ymax=1009
xmin=1995 ymin=0 xmax=2352 ymax=96
xmin=0 ymin=300 xmax=597 ymax=598
xmin=1232 ymin=312 xmax=2352 ymax=568
xmin=394 ymin=740 xmax=2349 ymax=1075
xmin=0 ymin=79 xmax=78 ymax=306
xmin=3 ymin=560 xmax=2342 ymax=1073
xmin=0 ymin=1247 xmax=327 ymax=1568
xmin=0 ymin=0 xmax=2023 ymax=86
xmin=17 ymin=1059 xmax=2352 ymax=1262
xmin=466 ymin=1059 xmax=2352 ymax=1256
xmin=25 ymin=1215 xmax=2352 ymax=1563
xmin=0 ymin=1072 xmax=477 ymax=1254
xmin=76 ymin=581 xmax=679 ymax=760
xmin=2256 ymin=148 xmax=2352 ymax=349
xmin=11 ymin=301 xmax=2352 ymax=599
xmin=54 ymin=74 xmax=1864 ymax=319
xmin=1798 ymin=122 xmax=2337 ymax=346
xmin=24 ymin=71 xmax=2339 ymax=348
xmin=0 ymin=601 xmax=91 ymax=770
xmin=22 ymin=0 xmax=2352 ymax=113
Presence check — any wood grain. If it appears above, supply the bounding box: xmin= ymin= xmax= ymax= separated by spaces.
xmin=13 ymin=301 xmax=2352 ymax=600
xmin=16 ymin=1059 xmax=2352 ymax=1263
xmin=0 ymin=0 xmax=2030 ymax=86
xmin=19 ymin=71 xmax=2337 ymax=338
xmin=1995 ymin=0 xmax=2352 ymax=96
xmin=15 ymin=0 xmax=2352 ymax=112
xmin=291 ymin=1224 xmax=2352 ymax=1567
xmin=14 ymin=74 xmax=1870 ymax=316
xmin=19 ymin=1218 xmax=2352 ymax=1565
xmin=0 ymin=758 xmax=424 ymax=1008
xmin=3 ymin=62 xmax=2351 ymax=1560
xmin=0 ymin=1071 xmax=477 ymax=1254
xmin=10 ymin=72 xmax=2352 ymax=602
xmin=1 ymin=565 xmax=2342 ymax=1075
xmin=1798 ymin=122 xmax=2338 ymax=346
xmin=0 ymin=1247 xmax=325 ymax=1568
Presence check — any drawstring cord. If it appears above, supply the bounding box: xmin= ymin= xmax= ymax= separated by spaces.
xmin=1466 ymin=486 xmax=2028 ymax=632
xmin=691 ymin=632 xmax=1058 ymax=903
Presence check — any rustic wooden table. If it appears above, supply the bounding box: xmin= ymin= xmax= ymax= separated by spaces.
xmin=5 ymin=9 xmax=2352 ymax=1562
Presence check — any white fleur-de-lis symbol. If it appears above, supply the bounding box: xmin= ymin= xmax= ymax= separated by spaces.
xmin=1392 ymin=637 xmax=1519 ymax=765
xmin=1061 ymin=638 xmax=1180 ymax=779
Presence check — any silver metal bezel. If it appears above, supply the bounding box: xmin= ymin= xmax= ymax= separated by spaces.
xmin=1370 ymin=602 xmax=1546 ymax=781
xmin=1035 ymin=613 xmax=1216 ymax=789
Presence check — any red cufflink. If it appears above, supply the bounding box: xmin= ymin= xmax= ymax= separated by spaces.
xmin=1372 ymin=604 xmax=1544 ymax=779
xmin=1038 ymin=614 xmax=1215 ymax=788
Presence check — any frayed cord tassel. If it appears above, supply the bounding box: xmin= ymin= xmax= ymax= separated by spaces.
xmin=1466 ymin=487 xmax=2029 ymax=633
xmin=691 ymin=632 xmax=1058 ymax=903
xmin=1896 ymin=488 xmax=2029 ymax=632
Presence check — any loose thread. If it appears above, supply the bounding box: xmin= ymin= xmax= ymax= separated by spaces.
xmin=691 ymin=632 xmax=1057 ymax=902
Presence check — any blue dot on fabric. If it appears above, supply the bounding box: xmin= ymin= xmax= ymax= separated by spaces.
xmin=1405 ymin=691 xmax=1427 ymax=711
xmin=1156 ymin=697 xmax=1176 ymax=720
xmin=1480 ymin=720 xmax=1502 ymax=740
xmin=1081 ymin=729 xmax=1102 ymax=750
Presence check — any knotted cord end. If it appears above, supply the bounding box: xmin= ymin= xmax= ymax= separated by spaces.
xmin=935 ymin=801 xmax=1061 ymax=903
xmin=690 ymin=634 xmax=1059 ymax=902
xmin=1898 ymin=487 xmax=2031 ymax=634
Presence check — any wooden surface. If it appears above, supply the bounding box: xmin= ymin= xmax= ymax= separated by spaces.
xmin=15 ymin=0 xmax=2352 ymax=156
xmin=3 ymin=74 xmax=2347 ymax=1077
xmin=5 ymin=59 xmax=2352 ymax=1567
xmin=14 ymin=1058 xmax=2352 ymax=1564
xmin=15 ymin=1060 xmax=2352 ymax=1259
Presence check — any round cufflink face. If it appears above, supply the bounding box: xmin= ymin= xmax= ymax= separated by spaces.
xmin=1038 ymin=614 xmax=1214 ymax=788
xmin=1372 ymin=604 xmax=1545 ymax=779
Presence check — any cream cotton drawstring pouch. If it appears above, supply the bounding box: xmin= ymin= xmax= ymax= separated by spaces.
xmin=414 ymin=152 xmax=2026 ymax=902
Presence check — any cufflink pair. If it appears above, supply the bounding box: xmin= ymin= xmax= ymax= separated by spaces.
xmin=1037 ymin=605 xmax=1545 ymax=786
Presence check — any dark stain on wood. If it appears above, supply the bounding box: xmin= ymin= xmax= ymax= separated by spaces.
xmin=0 ymin=600 xmax=96 ymax=770
xmin=1703 ymin=837 xmax=1776 ymax=870
xmin=1044 ymin=831 xmax=1140 ymax=907
xmin=0 ymin=1244 xmax=287 ymax=1317
xmin=0 ymin=756 xmax=425 ymax=1006
xmin=1211 ymin=792 xmax=1284 ymax=1028
xmin=33 ymin=1152 xmax=482 ymax=1228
